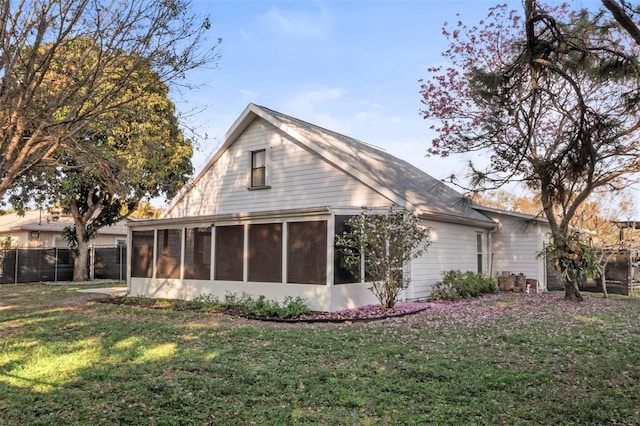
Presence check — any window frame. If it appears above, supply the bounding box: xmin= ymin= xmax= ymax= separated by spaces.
xmin=248 ymin=222 xmax=283 ymax=283
xmin=214 ymin=225 xmax=245 ymax=281
xmin=333 ymin=215 xmax=361 ymax=284
xmin=476 ymin=232 xmax=483 ymax=274
xmin=131 ymin=230 xmax=155 ymax=278
xmin=248 ymin=148 xmax=271 ymax=189
xmin=287 ymin=220 xmax=328 ymax=285
xmin=155 ymin=228 xmax=182 ymax=279
xmin=184 ymin=227 xmax=212 ymax=280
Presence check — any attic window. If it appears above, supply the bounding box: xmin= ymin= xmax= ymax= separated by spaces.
xmin=249 ymin=149 xmax=269 ymax=189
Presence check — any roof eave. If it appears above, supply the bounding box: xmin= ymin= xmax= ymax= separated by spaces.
xmin=417 ymin=210 xmax=497 ymax=229
xmin=130 ymin=206 xmax=332 ymax=229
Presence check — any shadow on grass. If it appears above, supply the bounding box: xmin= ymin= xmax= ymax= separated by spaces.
xmin=2 ymin=287 xmax=640 ymax=424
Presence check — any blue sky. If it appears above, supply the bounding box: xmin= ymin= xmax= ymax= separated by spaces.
xmin=172 ymin=0 xmax=601 ymax=203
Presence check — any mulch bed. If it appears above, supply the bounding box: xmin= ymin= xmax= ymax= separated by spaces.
xmin=95 ymin=296 xmax=431 ymax=323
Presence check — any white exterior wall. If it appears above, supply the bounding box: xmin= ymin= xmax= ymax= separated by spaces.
xmin=407 ymin=221 xmax=489 ymax=301
xmin=129 ymin=278 xmax=378 ymax=312
xmin=165 ymin=119 xmax=391 ymax=218
xmin=486 ymin=212 xmax=549 ymax=289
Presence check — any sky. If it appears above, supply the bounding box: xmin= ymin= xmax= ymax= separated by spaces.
xmin=168 ymin=0 xmax=610 ymax=207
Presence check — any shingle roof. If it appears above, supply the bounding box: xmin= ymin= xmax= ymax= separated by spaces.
xmin=0 ymin=211 xmax=128 ymax=234
xmin=256 ymin=104 xmax=494 ymax=227
xmin=163 ymin=103 xmax=495 ymax=227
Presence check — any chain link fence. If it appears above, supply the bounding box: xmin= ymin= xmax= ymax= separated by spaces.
xmin=546 ymin=248 xmax=638 ymax=295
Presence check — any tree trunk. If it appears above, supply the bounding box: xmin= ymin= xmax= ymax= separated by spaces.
xmin=73 ymin=238 xmax=90 ymax=282
xmin=601 ymin=262 xmax=608 ymax=299
xmin=564 ymin=279 xmax=584 ymax=301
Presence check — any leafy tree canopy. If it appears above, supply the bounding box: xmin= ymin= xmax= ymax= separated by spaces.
xmin=0 ymin=0 xmax=219 ymax=198
xmin=8 ymin=47 xmax=193 ymax=280
xmin=420 ymin=1 xmax=640 ymax=300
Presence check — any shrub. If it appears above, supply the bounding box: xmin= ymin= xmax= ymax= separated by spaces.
xmin=432 ymin=270 xmax=497 ymax=301
xmin=173 ymin=294 xmax=221 ymax=311
xmin=111 ymin=293 xmax=310 ymax=319
xmin=222 ymin=292 xmax=311 ymax=319
xmin=335 ymin=207 xmax=432 ymax=309
xmin=222 ymin=291 xmax=254 ymax=308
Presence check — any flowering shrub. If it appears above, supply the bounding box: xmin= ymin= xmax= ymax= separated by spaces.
xmin=335 ymin=207 xmax=432 ymax=309
xmin=539 ymin=231 xmax=600 ymax=301
xmin=432 ymin=270 xmax=497 ymax=301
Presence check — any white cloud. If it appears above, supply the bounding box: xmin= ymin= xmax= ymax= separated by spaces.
xmin=239 ymin=88 xmax=259 ymax=98
xmin=282 ymin=85 xmax=344 ymax=113
xmin=386 ymin=116 xmax=405 ymax=124
xmin=355 ymin=112 xmax=377 ymax=121
xmin=281 ymin=85 xmax=348 ymax=131
xmin=259 ymin=4 xmax=330 ymax=38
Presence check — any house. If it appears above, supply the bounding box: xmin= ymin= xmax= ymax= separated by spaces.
xmin=0 ymin=210 xmax=128 ymax=249
xmin=473 ymin=205 xmax=550 ymax=281
xmin=127 ymin=103 xmax=551 ymax=311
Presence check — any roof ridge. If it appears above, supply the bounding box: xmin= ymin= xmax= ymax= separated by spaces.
xmin=254 ymin=104 xmax=388 ymax=153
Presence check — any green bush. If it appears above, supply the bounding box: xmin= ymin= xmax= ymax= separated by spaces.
xmin=173 ymin=294 xmax=221 ymax=311
xmin=431 ymin=270 xmax=497 ymax=301
xmin=113 ymin=293 xmax=310 ymax=318
xmin=222 ymin=292 xmax=311 ymax=319
xmin=222 ymin=291 xmax=254 ymax=308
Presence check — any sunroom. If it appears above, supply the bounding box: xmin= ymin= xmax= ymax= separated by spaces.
xmin=127 ymin=207 xmax=381 ymax=311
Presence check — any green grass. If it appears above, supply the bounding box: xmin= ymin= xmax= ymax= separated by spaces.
xmin=2 ymin=284 xmax=640 ymax=425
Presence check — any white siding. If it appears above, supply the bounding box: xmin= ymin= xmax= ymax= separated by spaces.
xmin=408 ymin=221 xmax=488 ymax=300
xmin=165 ymin=119 xmax=391 ymax=218
xmin=487 ymin=212 xmax=549 ymax=289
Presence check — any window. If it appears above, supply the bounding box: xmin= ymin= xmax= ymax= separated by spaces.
xmin=185 ymin=227 xmax=211 ymax=280
xmin=131 ymin=230 xmax=154 ymax=278
xmin=54 ymin=236 xmax=68 ymax=248
xmin=250 ymin=149 xmax=267 ymax=188
xmin=287 ymin=221 xmax=327 ymax=285
xmin=248 ymin=223 xmax=282 ymax=282
xmin=476 ymin=232 xmax=483 ymax=274
xmin=156 ymin=229 xmax=182 ymax=279
xmin=214 ymin=225 xmax=244 ymax=281
xmin=334 ymin=215 xmax=360 ymax=284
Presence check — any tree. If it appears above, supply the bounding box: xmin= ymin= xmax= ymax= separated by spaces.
xmin=0 ymin=0 xmax=219 ymax=198
xmin=471 ymin=189 xmax=635 ymax=246
xmin=539 ymin=231 xmax=601 ymax=295
xmin=601 ymin=0 xmax=640 ymax=45
xmin=129 ymin=201 xmax=163 ymax=219
xmin=335 ymin=208 xmax=432 ymax=309
xmin=420 ymin=2 xmax=640 ymax=301
xmin=10 ymin=57 xmax=192 ymax=281
xmin=470 ymin=189 xmax=541 ymax=215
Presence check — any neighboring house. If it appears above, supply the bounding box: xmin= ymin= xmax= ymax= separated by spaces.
xmin=0 ymin=210 xmax=128 ymax=249
xmin=127 ymin=103 xmax=551 ymax=311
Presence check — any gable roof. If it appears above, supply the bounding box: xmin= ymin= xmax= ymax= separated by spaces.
xmin=165 ymin=103 xmax=495 ymax=228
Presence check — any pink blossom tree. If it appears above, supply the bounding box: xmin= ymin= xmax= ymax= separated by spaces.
xmin=420 ymin=1 xmax=640 ymax=301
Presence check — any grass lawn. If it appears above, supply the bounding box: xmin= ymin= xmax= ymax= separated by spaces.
xmin=1 ymin=284 xmax=640 ymax=425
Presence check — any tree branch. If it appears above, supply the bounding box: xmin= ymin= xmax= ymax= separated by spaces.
xmin=602 ymin=0 xmax=640 ymax=45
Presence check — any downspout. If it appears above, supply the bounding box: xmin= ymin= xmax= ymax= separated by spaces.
xmin=488 ymin=219 xmax=501 ymax=277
